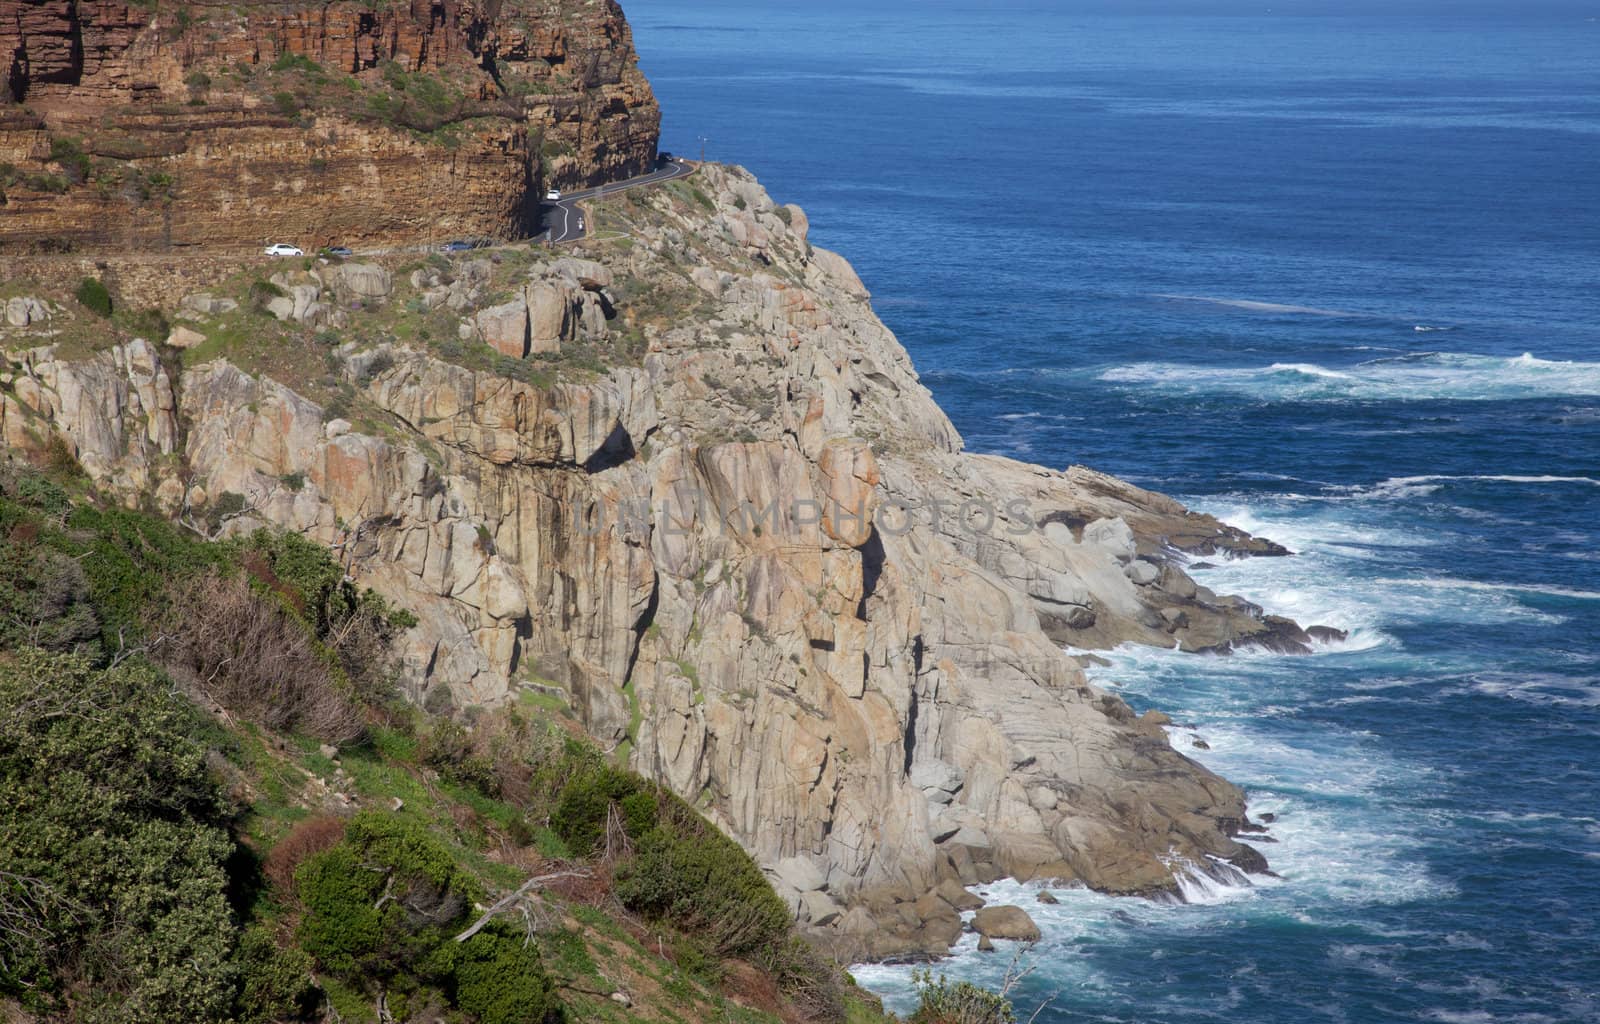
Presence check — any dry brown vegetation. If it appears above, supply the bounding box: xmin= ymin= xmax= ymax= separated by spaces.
xmin=156 ymin=571 xmax=366 ymax=743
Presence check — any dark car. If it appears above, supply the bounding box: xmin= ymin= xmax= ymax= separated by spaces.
xmin=324 ymin=246 xmax=353 ymax=257
xmin=439 ymin=240 xmax=474 ymax=253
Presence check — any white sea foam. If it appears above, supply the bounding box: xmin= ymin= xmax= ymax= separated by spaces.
xmin=1267 ymin=362 xmax=1355 ymax=379
xmin=1464 ymin=673 xmax=1600 ymax=708
xmin=1371 ymin=577 xmax=1600 ymax=602
xmin=1192 ymin=504 xmax=1571 ymax=629
xmin=1153 ymin=293 xmax=1371 ymax=317
xmin=1099 ymin=351 xmax=1600 ymax=402
xmin=1342 ymin=474 xmax=1600 ymax=501
xmin=858 ymin=489 xmax=1569 ymax=1014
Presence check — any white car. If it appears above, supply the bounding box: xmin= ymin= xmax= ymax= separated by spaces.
xmin=545 ymin=188 xmax=562 ymax=201
xmin=263 ymin=243 xmax=303 ymax=257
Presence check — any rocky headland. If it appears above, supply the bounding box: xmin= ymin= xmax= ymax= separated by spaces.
xmin=0 ymin=156 xmax=1343 ymax=960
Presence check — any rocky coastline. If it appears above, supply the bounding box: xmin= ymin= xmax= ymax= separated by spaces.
xmin=0 ymin=158 xmax=1343 ymax=959
xmin=0 ymin=0 xmax=1349 ymax=968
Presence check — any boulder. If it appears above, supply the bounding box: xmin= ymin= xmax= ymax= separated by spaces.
xmin=329 ymin=263 xmax=392 ymax=301
xmin=526 ymin=282 xmax=570 ymax=353
xmin=971 ymin=905 xmax=1041 ymax=943
xmin=910 ymin=759 xmax=964 ymax=797
xmin=935 ymin=879 xmax=984 ymax=911
xmin=1036 ymin=890 xmax=1059 ymax=905
xmin=1125 ymin=559 xmax=1161 ymax=586
xmin=165 ymin=325 xmax=207 ymax=350
xmin=475 ymin=300 xmax=529 ymax=358
xmin=5 ymin=297 xmax=50 ymax=327
xmin=1083 ymin=516 xmax=1137 ymax=559
xmin=551 ymin=257 xmax=612 ymax=290
xmin=772 ymin=856 xmax=827 ymax=893
xmin=799 ymin=889 xmax=841 ymax=926
xmin=182 ymin=293 xmax=239 ymax=316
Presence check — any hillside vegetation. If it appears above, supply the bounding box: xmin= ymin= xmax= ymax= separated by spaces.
xmin=0 ymin=460 xmax=907 ymax=1024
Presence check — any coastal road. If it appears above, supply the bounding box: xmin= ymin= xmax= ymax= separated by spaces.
xmin=542 ymin=157 xmax=696 ymax=244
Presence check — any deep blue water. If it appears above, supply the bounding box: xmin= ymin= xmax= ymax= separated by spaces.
xmin=630 ymin=4 xmax=1600 ymax=1022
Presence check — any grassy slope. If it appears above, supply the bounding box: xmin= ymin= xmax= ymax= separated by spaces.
xmin=0 ymin=464 xmax=895 ymax=1024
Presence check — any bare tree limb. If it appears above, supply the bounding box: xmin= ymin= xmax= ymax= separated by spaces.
xmin=452 ymin=871 xmax=591 ymax=943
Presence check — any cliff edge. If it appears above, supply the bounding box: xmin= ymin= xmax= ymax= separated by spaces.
xmin=0 ymin=162 xmax=1326 ymax=959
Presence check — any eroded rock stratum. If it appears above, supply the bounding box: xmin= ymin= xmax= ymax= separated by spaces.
xmin=0 ymin=163 xmax=1316 ymax=958
xmin=1 ymin=0 xmax=659 ymax=249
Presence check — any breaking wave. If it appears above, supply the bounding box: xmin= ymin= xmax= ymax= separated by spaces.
xmin=1099 ymin=351 xmax=1600 ymax=402
xmin=1153 ymin=293 xmax=1375 ymax=317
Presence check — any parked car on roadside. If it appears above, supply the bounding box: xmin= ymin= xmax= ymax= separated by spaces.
xmin=263 ymin=243 xmax=303 ymax=257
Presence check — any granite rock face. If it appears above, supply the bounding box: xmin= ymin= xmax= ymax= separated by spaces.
xmin=0 ymin=0 xmax=659 ymax=250
xmin=0 ymin=165 xmax=1295 ymax=959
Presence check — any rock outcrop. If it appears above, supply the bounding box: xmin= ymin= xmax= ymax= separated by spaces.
xmin=0 ymin=165 xmax=1300 ymax=959
xmin=0 ymin=0 xmax=659 ymax=250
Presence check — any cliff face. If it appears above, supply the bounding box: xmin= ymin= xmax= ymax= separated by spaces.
xmin=0 ymin=165 xmax=1313 ymax=959
xmin=0 ymin=0 xmax=659 ymax=250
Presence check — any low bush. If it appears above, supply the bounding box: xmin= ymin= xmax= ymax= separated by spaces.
xmin=47 ymin=137 xmax=91 ymax=184
xmin=908 ymin=969 xmax=1016 ymax=1024
xmin=613 ymin=797 xmax=792 ymax=959
xmin=233 ymin=925 xmax=318 ymax=1024
xmin=420 ymin=718 xmax=502 ymax=797
xmin=551 ymin=759 xmax=644 ymax=856
xmin=262 ymin=816 xmax=347 ymax=893
xmin=159 ymin=570 xmax=367 ymax=743
xmin=74 ymin=276 xmax=112 ymax=316
xmin=0 ymin=538 xmax=101 ymax=654
xmin=0 ymin=650 xmax=241 ymax=1020
xmin=432 ymin=922 xmax=563 ymax=1024
xmin=295 ymin=812 xmax=475 ymax=982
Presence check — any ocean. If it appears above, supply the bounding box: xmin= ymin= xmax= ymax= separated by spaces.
xmin=628 ymin=3 xmax=1600 ymax=1021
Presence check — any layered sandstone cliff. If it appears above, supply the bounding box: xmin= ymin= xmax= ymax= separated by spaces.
xmin=0 ymin=165 xmax=1315 ymax=959
xmin=0 ymin=0 xmax=658 ymax=250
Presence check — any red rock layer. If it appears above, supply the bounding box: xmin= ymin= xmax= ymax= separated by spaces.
xmin=0 ymin=0 xmax=659 ymax=250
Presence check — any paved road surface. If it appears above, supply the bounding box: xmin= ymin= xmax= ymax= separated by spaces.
xmin=542 ymin=158 xmax=696 ymax=243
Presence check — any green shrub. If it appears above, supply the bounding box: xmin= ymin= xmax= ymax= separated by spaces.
xmin=0 ymin=650 xmax=241 ymax=1021
xmin=47 ymin=137 xmax=91 ymax=183
xmin=672 ymin=935 xmax=725 ymax=986
xmin=233 ymin=925 xmax=317 ymax=1024
xmin=75 ymin=276 xmax=113 ymax=317
xmin=296 ymin=812 xmax=476 ymax=983
xmin=294 ymin=844 xmax=387 ymax=976
xmin=433 ymin=923 xmax=562 ymax=1024
xmin=421 ymin=718 xmax=500 ymax=797
xmin=619 ymin=790 xmax=659 ymax=837
xmin=270 ymin=53 xmax=320 ymax=74
xmin=67 ymin=501 xmax=223 ymax=640
xmin=613 ymin=800 xmax=792 ymax=958
xmin=248 ymin=278 xmax=285 ymax=310
xmin=550 ymin=762 xmax=642 ymax=856
xmin=908 ymin=968 xmax=1015 ymax=1024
